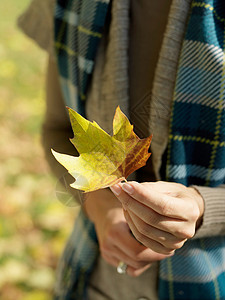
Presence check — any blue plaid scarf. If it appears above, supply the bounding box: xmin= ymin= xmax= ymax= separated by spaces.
xmin=160 ymin=1 xmax=225 ymax=299
xmin=54 ymin=0 xmax=110 ymax=116
xmin=54 ymin=0 xmax=225 ymax=299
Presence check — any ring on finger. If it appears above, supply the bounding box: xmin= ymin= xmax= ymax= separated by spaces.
xmin=117 ymin=261 xmax=128 ymax=274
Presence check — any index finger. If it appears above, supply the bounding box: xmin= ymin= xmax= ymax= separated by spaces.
xmin=120 ymin=181 xmax=188 ymax=219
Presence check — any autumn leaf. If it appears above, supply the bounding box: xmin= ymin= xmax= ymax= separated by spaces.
xmin=52 ymin=106 xmax=152 ymax=192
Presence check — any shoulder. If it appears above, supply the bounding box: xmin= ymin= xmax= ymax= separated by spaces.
xmin=17 ymin=0 xmax=55 ymax=56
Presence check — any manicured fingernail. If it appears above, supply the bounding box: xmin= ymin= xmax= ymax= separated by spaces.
xmin=122 ymin=183 xmax=134 ymax=194
xmin=110 ymin=184 xmax=121 ymax=196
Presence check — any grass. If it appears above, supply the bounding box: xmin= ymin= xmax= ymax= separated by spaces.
xmin=0 ymin=1 xmax=77 ymax=299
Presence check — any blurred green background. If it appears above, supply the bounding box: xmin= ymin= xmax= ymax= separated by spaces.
xmin=0 ymin=1 xmax=77 ymax=299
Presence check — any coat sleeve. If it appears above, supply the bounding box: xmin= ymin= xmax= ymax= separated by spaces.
xmin=41 ymin=57 xmax=84 ymax=205
xmin=17 ymin=0 xmax=55 ymax=57
xmin=193 ymin=185 xmax=225 ymax=239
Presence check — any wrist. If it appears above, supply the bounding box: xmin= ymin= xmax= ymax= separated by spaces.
xmin=83 ymin=188 xmax=122 ymax=223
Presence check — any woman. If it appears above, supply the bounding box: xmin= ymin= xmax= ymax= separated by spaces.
xmin=19 ymin=0 xmax=225 ymax=299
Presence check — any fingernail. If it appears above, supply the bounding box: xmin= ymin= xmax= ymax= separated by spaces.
xmin=122 ymin=183 xmax=134 ymax=195
xmin=110 ymin=184 xmax=121 ymax=196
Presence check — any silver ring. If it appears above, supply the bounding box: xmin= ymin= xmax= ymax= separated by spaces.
xmin=117 ymin=261 xmax=127 ymax=274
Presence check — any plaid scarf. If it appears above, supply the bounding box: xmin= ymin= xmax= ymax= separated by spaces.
xmin=54 ymin=2 xmax=109 ymax=299
xmin=54 ymin=0 xmax=225 ymax=299
xmin=160 ymin=1 xmax=225 ymax=299
xmin=54 ymin=0 xmax=110 ymax=116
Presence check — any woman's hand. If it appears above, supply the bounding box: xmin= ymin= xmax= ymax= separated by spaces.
xmin=83 ymin=188 xmax=172 ymax=276
xmin=110 ymin=181 xmax=204 ymax=255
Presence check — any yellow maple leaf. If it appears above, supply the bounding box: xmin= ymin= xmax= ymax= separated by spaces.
xmin=52 ymin=106 xmax=152 ymax=192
